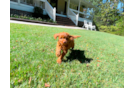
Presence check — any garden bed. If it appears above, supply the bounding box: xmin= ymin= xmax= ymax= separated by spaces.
xmin=10 ymin=14 xmax=57 ymax=25
xmin=10 ymin=17 xmax=57 ymax=25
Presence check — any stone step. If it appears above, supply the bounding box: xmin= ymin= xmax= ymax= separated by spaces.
xmin=56 ymin=16 xmax=76 ymax=26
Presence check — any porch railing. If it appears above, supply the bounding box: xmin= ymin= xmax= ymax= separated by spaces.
xmin=70 ymin=8 xmax=93 ymax=22
xmin=67 ymin=8 xmax=78 ymax=26
xmin=45 ymin=0 xmax=56 ymax=22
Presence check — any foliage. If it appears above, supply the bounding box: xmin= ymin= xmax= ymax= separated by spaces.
xmin=86 ymin=0 xmax=124 ymax=36
xmin=10 ymin=14 xmax=57 ymax=23
xmin=100 ymin=14 xmax=124 ymax=36
xmin=93 ymin=1 xmax=118 ymax=25
xmin=33 ymin=6 xmax=43 ymax=18
xmin=100 ymin=25 xmax=117 ymax=32
xmin=115 ymin=15 xmax=124 ymax=36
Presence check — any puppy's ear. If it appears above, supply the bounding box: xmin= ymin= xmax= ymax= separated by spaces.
xmin=69 ymin=35 xmax=81 ymax=40
xmin=73 ymin=36 xmax=81 ymax=39
xmin=54 ymin=33 xmax=60 ymax=39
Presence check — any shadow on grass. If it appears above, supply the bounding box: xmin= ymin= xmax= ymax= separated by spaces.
xmin=63 ymin=49 xmax=93 ymax=63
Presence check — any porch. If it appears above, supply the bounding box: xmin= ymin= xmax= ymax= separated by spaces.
xmin=10 ymin=0 xmax=96 ymax=27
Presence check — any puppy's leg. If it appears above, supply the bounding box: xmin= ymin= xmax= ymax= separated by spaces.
xmin=57 ymin=50 xmax=68 ymax=64
xmin=72 ymin=44 xmax=74 ymax=49
xmin=56 ymin=48 xmax=61 ymax=57
xmin=56 ymin=43 xmax=61 ymax=57
xmin=71 ymin=42 xmax=74 ymax=49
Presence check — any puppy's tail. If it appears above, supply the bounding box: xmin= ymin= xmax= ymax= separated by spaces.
xmin=73 ymin=35 xmax=81 ymax=39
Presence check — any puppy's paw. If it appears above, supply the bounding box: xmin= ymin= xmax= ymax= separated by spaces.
xmin=57 ymin=58 xmax=62 ymax=64
xmin=72 ymin=47 xmax=74 ymax=49
xmin=56 ymin=51 xmax=61 ymax=57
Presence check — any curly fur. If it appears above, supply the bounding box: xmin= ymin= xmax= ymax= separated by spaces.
xmin=54 ymin=32 xmax=81 ymax=64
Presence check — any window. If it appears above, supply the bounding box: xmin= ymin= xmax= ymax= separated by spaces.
xmin=20 ymin=0 xmax=26 ymax=4
xmin=27 ymin=0 xmax=33 ymax=5
xmin=40 ymin=2 xmax=45 ymax=9
xmin=10 ymin=0 xmax=18 ymax=2
xmin=20 ymin=0 xmax=33 ymax=6
xmin=40 ymin=2 xmax=43 ymax=8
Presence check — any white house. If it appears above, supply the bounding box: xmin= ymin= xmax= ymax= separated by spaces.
xmin=10 ymin=0 xmax=96 ymax=26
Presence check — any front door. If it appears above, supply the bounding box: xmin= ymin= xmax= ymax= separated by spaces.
xmin=50 ymin=0 xmax=58 ymax=9
xmin=64 ymin=1 xmax=67 ymax=15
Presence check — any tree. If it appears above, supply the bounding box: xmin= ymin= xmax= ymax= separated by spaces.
xmin=86 ymin=0 xmax=124 ymax=35
xmin=91 ymin=1 xmax=119 ymax=26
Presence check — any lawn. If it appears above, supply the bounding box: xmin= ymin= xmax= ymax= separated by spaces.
xmin=10 ymin=23 xmax=124 ymax=88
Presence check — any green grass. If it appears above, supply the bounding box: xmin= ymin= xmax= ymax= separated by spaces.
xmin=10 ymin=23 xmax=124 ymax=88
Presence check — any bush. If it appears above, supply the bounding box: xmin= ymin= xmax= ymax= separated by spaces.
xmin=89 ymin=15 xmax=123 ymax=36
xmin=10 ymin=14 xmax=57 ymax=23
xmin=115 ymin=18 xmax=124 ymax=36
xmin=99 ymin=26 xmax=106 ymax=31
xmin=35 ymin=17 xmax=42 ymax=21
xmin=33 ymin=6 xmax=43 ymax=18
xmin=99 ymin=25 xmax=123 ymax=36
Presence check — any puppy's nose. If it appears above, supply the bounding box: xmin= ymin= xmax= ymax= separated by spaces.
xmin=63 ymin=41 xmax=67 ymax=44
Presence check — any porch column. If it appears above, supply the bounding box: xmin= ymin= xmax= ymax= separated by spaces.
xmin=77 ymin=0 xmax=81 ymax=26
xmin=78 ymin=0 xmax=81 ymax=15
xmin=67 ymin=0 xmax=70 ymax=16
xmin=53 ymin=7 xmax=56 ymax=22
xmin=85 ymin=5 xmax=88 ymax=19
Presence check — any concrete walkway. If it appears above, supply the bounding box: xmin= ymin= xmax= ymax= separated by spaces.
xmin=10 ymin=20 xmax=86 ymax=30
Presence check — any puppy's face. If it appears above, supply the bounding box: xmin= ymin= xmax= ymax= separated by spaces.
xmin=54 ymin=32 xmax=71 ymax=45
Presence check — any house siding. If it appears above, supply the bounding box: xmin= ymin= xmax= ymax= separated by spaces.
xmin=10 ymin=8 xmax=33 ymax=16
xmin=10 ymin=1 xmax=47 ymax=15
xmin=35 ymin=0 xmax=40 ymax=7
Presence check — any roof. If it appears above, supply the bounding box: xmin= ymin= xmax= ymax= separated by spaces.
xmin=65 ymin=0 xmax=97 ymax=8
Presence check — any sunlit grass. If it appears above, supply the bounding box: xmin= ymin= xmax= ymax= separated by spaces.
xmin=10 ymin=23 xmax=124 ymax=88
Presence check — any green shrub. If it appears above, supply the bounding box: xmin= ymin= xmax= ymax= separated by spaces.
xmin=99 ymin=26 xmax=108 ymax=32
xmin=53 ymin=21 xmax=57 ymax=23
xmin=115 ymin=18 xmax=124 ymax=36
xmin=46 ymin=19 xmax=52 ymax=22
xmin=23 ymin=15 xmax=28 ymax=19
xmin=99 ymin=25 xmax=124 ymax=36
xmin=29 ymin=17 xmax=34 ymax=20
xmin=109 ymin=26 xmax=118 ymax=32
xmin=10 ymin=14 xmax=56 ymax=23
xmin=13 ymin=14 xmax=19 ymax=18
xmin=10 ymin=14 xmax=14 ymax=17
xmin=33 ymin=6 xmax=43 ymax=18
xmin=36 ymin=17 xmax=42 ymax=21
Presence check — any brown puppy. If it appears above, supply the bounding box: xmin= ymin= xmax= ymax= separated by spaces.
xmin=54 ymin=32 xmax=81 ymax=64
